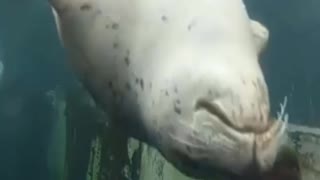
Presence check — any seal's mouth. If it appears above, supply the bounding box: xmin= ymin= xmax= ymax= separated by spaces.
xmin=194 ymin=98 xmax=286 ymax=137
xmin=194 ymin=98 xmax=288 ymax=172
xmin=167 ymin=98 xmax=287 ymax=177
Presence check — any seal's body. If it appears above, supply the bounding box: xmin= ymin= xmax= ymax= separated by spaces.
xmin=49 ymin=0 xmax=286 ymax=178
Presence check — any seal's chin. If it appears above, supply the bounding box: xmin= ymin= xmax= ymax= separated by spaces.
xmin=165 ymin=100 xmax=288 ymax=178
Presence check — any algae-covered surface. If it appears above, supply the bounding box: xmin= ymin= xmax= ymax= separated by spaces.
xmin=287 ymin=124 xmax=320 ymax=180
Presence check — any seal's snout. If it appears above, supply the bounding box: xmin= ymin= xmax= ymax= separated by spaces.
xmin=166 ymin=94 xmax=289 ymax=177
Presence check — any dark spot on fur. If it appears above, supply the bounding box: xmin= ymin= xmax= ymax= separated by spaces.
xmin=187 ymin=23 xmax=193 ymax=31
xmin=161 ymin=15 xmax=168 ymax=22
xmin=125 ymin=82 xmax=131 ymax=91
xmin=208 ymin=90 xmax=212 ymax=95
xmin=252 ymin=80 xmax=257 ymax=89
xmin=135 ymin=78 xmax=139 ymax=84
xmin=187 ymin=20 xmax=197 ymax=31
xmin=112 ymin=23 xmax=119 ymax=30
xmin=242 ymin=79 xmax=246 ymax=85
xmin=124 ymin=50 xmax=130 ymax=66
xmin=139 ymin=79 xmax=144 ymax=90
xmin=80 ymin=3 xmax=92 ymax=11
xmin=113 ymin=42 xmax=119 ymax=49
xmin=124 ymin=56 xmax=130 ymax=66
xmin=174 ymin=105 xmax=182 ymax=114
xmin=174 ymin=87 xmax=178 ymax=93
xmin=176 ymin=99 xmax=181 ymax=104
xmin=165 ymin=91 xmax=169 ymax=96
xmin=149 ymin=82 xmax=152 ymax=89
xmin=105 ymin=24 xmax=110 ymax=29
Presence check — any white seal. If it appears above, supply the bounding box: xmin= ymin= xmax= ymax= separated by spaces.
xmin=49 ymin=0 xmax=287 ymax=178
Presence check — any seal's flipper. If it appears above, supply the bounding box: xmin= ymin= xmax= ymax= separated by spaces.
xmin=250 ymin=20 xmax=269 ymax=55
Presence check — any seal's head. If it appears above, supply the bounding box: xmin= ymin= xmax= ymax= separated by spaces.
xmin=142 ymin=52 xmax=288 ymax=178
xmin=49 ymin=0 xmax=288 ymax=178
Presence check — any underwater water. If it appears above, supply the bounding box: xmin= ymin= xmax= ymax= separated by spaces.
xmin=0 ymin=0 xmax=319 ymax=180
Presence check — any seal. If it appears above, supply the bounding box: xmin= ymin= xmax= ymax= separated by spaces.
xmin=49 ymin=0 xmax=287 ymax=178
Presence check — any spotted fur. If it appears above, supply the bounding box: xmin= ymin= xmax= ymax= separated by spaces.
xmin=49 ymin=0 xmax=287 ymax=178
